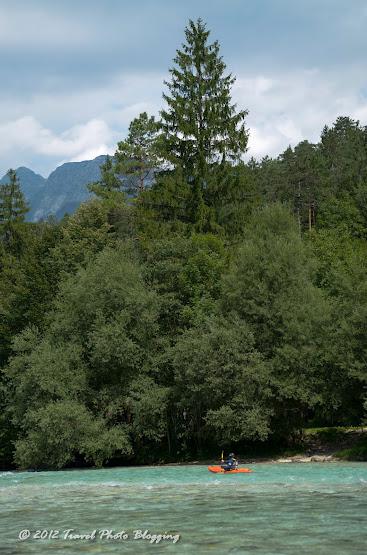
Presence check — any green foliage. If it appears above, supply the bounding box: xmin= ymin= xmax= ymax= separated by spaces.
xmin=14 ymin=400 xmax=131 ymax=469
xmin=204 ymin=162 xmax=262 ymax=236
xmin=222 ymin=205 xmax=343 ymax=433
xmin=317 ymin=193 xmax=366 ymax=236
xmin=308 ymin=228 xmax=367 ymax=423
xmin=223 ymin=204 xmax=323 ymax=353
xmin=126 ymin=376 xmax=169 ymax=444
xmin=141 ymin=232 xmax=226 ymax=336
xmin=0 ymin=169 xmax=29 ymax=225
xmin=159 ymin=19 xmax=248 ymax=228
xmin=138 ymin=169 xmax=192 ymax=226
xmin=161 ymin=19 xmax=248 ymax=174
xmin=4 ymin=245 xmax=161 ymax=468
xmin=2 ymin=20 xmax=367 ymax=469
xmin=115 ymin=112 xmax=159 ymax=193
xmin=6 ymin=328 xmax=87 ymax=423
xmin=304 ymin=427 xmax=345 ymax=442
xmin=51 ymin=196 xmax=124 ymax=274
xmin=320 ymin=116 xmax=367 ymax=195
xmin=0 ymin=169 xmax=29 ymax=252
xmin=0 ymin=221 xmax=61 ymax=365
xmin=255 ymin=117 xmax=367 ymax=238
xmin=89 ymin=155 xmax=123 ymax=196
xmin=335 ymin=438 xmax=367 ymax=461
xmin=170 ymin=315 xmax=272 ymax=450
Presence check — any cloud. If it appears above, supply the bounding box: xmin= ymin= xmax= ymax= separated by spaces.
xmin=0 ymin=116 xmax=115 ymax=175
xmin=0 ymin=72 xmax=165 ymax=132
xmin=2 ymin=64 xmax=367 ymax=176
xmin=0 ymin=0 xmax=367 ymax=175
xmin=234 ymin=68 xmax=367 ymax=159
xmin=0 ymin=70 xmax=168 ymax=175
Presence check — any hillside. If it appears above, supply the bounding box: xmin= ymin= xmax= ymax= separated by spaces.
xmin=0 ymin=155 xmax=107 ymax=222
xmin=0 ymin=167 xmax=46 ymax=214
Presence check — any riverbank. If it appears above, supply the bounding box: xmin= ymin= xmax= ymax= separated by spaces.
xmin=246 ymin=426 xmax=367 ymax=464
xmin=1 ymin=427 xmax=366 ymax=472
xmin=160 ymin=427 xmax=367 ymax=466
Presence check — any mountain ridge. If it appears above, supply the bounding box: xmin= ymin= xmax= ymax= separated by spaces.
xmin=0 ymin=156 xmax=107 ymax=221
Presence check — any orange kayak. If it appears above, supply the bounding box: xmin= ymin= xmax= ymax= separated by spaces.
xmin=208 ymin=465 xmax=252 ymax=474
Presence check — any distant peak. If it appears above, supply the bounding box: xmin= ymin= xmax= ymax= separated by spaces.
xmin=50 ymin=154 xmax=108 ymax=174
xmin=16 ymin=166 xmax=46 ymax=179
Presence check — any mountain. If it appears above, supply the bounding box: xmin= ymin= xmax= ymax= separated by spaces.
xmin=0 ymin=156 xmax=107 ymax=222
xmin=0 ymin=167 xmax=46 ymax=212
xmin=30 ymin=155 xmax=107 ymax=221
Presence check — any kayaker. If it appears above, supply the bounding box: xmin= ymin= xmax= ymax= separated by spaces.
xmin=221 ymin=452 xmax=238 ymax=471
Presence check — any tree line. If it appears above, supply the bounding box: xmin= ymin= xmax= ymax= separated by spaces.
xmin=1 ymin=19 xmax=366 ymax=469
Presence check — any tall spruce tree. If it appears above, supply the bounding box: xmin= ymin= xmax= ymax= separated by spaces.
xmin=0 ymin=169 xmax=29 ymax=248
xmin=160 ymin=19 xmax=249 ymax=222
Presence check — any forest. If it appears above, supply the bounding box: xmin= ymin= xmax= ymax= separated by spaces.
xmin=1 ymin=20 xmax=366 ymax=469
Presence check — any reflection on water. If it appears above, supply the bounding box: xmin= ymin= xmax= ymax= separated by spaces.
xmin=1 ymin=463 xmax=367 ymax=554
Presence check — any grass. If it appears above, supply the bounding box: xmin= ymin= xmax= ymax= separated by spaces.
xmin=304 ymin=426 xmax=367 ymax=461
xmin=304 ymin=427 xmax=345 ymax=442
xmin=304 ymin=426 xmax=366 ymax=436
xmin=335 ymin=438 xmax=367 ymax=461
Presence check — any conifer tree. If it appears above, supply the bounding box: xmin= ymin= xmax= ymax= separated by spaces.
xmin=100 ymin=155 xmax=121 ymax=191
xmin=88 ymin=155 xmax=123 ymax=200
xmin=115 ymin=112 xmax=159 ymax=193
xmin=160 ymin=19 xmax=249 ymax=188
xmin=0 ymin=169 xmax=29 ymax=248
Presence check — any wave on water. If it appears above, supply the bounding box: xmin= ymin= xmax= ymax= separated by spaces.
xmin=1 ymin=463 xmax=367 ymax=497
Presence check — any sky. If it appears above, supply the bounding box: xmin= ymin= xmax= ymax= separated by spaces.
xmin=1 ymin=0 xmax=367 ymax=177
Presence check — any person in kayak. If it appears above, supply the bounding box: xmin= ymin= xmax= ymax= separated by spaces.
xmin=221 ymin=452 xmax=238 ymax=471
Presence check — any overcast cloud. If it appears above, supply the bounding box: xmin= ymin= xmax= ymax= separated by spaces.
xmin=1 ymin=0 xmax=367 ymax=176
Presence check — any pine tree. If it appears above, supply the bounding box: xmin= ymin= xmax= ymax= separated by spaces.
xmin=115 ymin=112 xmax=159 ymax=194
xmin=88 ymin=155 xmax=123 ymax=198
xmin=0 ymin=169 xmax=29 ymax=248
xmin=160 ymin=19 xmax=249 ymax=188
xmin=100 ymin=155 xmax=121 ymax=191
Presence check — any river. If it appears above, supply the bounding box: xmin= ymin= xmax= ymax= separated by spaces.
xmin=1 ymin=463 xmax=366 ymax=554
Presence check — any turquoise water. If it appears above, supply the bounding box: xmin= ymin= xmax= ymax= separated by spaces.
xmin=1 ymin=463 xmax=367 ymax=554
